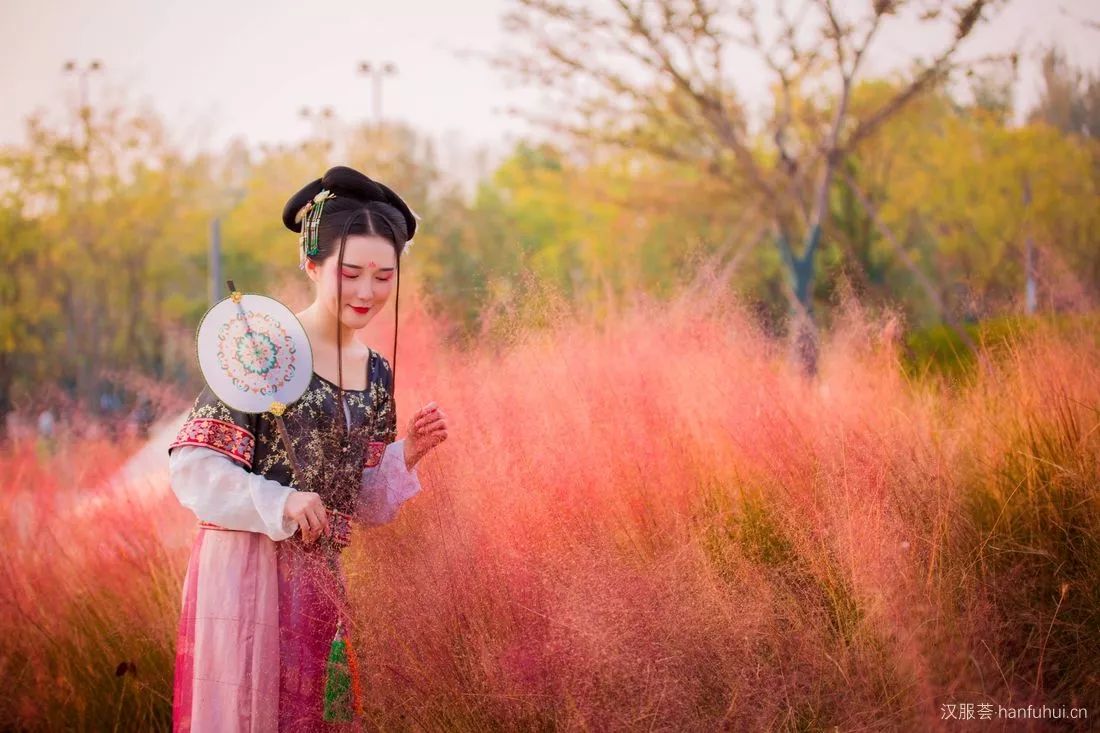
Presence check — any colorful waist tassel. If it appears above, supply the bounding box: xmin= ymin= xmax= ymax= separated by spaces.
xmin=321 ymin=543 xmax=363 ymax=722
xmin=323 ymin=618 xmax=359 ymax=722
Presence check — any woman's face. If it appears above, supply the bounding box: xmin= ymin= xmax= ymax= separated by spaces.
xmin=305 ymin=233 xmax=396 ymax=329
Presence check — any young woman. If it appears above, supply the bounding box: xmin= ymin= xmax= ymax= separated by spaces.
xmin=167 ymin=166 xmax=448 ymax=731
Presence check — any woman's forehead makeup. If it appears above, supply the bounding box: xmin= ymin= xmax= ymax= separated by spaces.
xmin=339 ymin=259 xmax=395 ymax=272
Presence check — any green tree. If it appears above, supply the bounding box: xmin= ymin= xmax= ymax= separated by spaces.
xmin=493 ymin=0 xmax=1011 ymax=376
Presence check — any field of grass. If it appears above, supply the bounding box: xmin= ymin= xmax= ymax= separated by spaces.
xmin=1 ymin=286 xmax=1097 ymax=731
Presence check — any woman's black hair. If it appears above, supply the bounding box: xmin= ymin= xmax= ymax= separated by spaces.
xmin=281 ymin=166 xmax=417 ymax=438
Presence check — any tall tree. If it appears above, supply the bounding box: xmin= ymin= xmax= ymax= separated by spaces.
xmin=0 ymin=92 xmax=217 ymax=417
xmin=1028 ymin=44 xmax=1100 ymax=139
xmin=494 ymin=0 xmax=1010 ymax=375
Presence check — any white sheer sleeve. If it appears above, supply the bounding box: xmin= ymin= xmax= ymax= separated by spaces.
xmin=357 ymin=438 xmax=422 ymax=526
xmin=168 ymin=445 xmax=300 ymax=541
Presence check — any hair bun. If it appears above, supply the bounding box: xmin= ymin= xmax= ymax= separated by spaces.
xmin=281 ymin=165 xmax=417 ymax=240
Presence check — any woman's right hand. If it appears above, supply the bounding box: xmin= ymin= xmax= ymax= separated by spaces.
xmin=283 ymin=491 xmax=330 ymax=544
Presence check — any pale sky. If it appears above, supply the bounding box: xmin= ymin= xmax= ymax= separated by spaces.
xmin=2 ymin=0 xmax=1098 ymax=193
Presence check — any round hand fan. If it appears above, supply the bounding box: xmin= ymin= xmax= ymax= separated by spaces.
xmin=195 ymin=279 xmax=313 ymax=483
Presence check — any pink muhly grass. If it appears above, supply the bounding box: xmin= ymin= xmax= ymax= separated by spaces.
xmin=2 ymin=277 xmax=1097 ymax=730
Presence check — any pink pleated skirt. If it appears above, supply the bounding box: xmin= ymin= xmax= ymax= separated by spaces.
xmin=172 ymin=525 xmax=358 ymax=732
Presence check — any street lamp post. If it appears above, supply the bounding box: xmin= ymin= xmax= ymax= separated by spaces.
xmin=60 ymin=60 xmax=103 ymax=407
xmin=209 ymin=184 xmax=247 ymax=306
xmin=300 ymin=105 xmax=335 ymax=134
xmin=356 ymin=61 xmax=398 ymax=125
xmin=62 ymin=60 xmax=102 ymax=125
xmin=299 ymin=104 xmax=341 ymax=157
xmin=61 ymin=60 xmax=103 ymax=200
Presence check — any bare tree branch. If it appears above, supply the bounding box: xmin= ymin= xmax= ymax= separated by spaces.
xmin=492 ymin=0 xmax=1009 ymax=375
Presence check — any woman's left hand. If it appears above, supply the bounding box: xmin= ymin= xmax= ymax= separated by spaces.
xmin=405 ymin=401 xmax=447 ymax=469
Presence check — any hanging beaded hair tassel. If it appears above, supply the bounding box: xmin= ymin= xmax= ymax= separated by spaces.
xmin=296 ymin=189 xmax=336 ymax=268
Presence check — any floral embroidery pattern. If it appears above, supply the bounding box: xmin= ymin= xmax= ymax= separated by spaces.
xmin=170 ymin=348 xmax=399 ymax=530
xmin=217 ymin=310 xmax=299 ymax=396
xmin=169 ymin=417 xmax=255 ymax=469
xmin=363 ymin=441 xmax=385 ymax=468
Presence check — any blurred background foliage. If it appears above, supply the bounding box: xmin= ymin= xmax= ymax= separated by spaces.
xmin=0 ymin=25 xmax=1097 ymax=431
